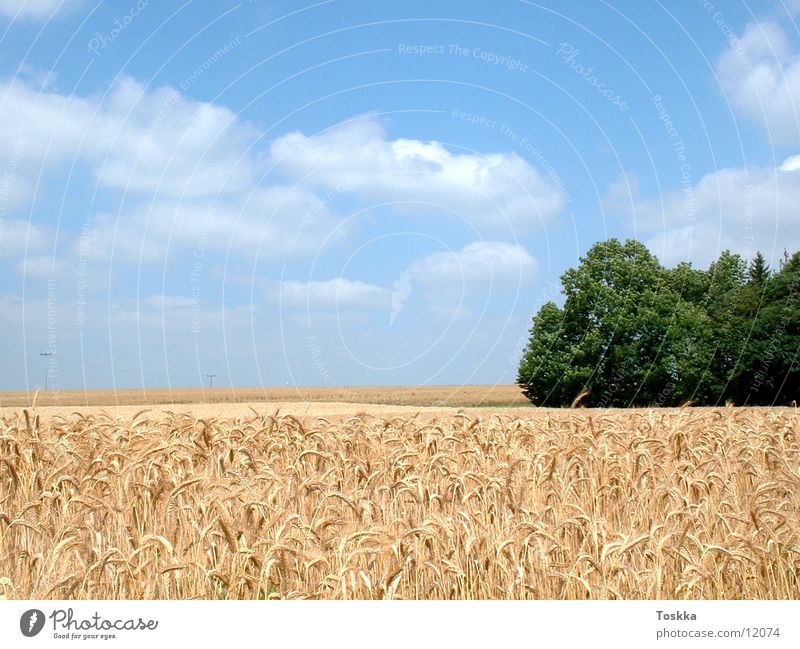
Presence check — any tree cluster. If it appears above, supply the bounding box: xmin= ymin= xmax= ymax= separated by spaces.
xmin=517 ymin=239 xmax=799 ymax=407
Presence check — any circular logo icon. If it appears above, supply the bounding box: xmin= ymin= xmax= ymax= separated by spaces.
xmin=20 ymin=609 xmax=45 ymax=637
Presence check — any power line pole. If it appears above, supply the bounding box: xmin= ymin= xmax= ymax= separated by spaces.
xmin=40 ymin=352 xmax=54 ymax=390
xmin=205 ymin=373 xmax=216 ymax=388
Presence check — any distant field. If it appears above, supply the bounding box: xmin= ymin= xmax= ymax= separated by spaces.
xmin=0 ymin=384 xmax=529 ymax=409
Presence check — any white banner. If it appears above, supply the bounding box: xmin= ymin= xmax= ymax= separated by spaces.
xmin=0 ymin=600 xmax=797 ymax=649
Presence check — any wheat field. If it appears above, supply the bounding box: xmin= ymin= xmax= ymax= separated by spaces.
xmin=1 ymin=405 xmax=798 ymax=599
xmin=0 ymin=384 xmax=529 ymax=409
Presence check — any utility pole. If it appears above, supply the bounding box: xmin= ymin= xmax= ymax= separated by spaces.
xmin=205 ymin=373 xmax=216 ymax=389
xmin=40 ymin=352 xmax=54 ymax=390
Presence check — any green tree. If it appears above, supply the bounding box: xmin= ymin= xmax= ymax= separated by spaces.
xmin=701 ymin=251 xmax=748 ymax=403
xmin=732 ymin=251 xmax=800 ymax=404
xmin=561 ymin=239 xmax=667 ymax=405
xmin=516 ymin=302 xmax=573 ymax=405
xmin=517 ymin=241 xmax=797 ymax=407
xmin=519 ymin=239 xmax=698 ymax=406
xmin=665 ymin=261 xmax=710 ymax=304
xmin=748 ymin=251 xmax=771 ymax=286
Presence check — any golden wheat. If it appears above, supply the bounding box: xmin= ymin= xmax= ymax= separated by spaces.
xmin=0 ymin=407 xmax=798 ymax=599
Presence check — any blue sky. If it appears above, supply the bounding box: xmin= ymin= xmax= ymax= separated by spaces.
xmin=1 ymin=0 xmax=799 ymax=391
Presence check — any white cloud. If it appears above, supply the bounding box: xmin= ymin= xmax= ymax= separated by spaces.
xmin=0 ymin=81 xmax=559 ymax=278
xmin=607 ymin=158 xmax=800 ymax=267
xmin=95 ymin=79 xmax=258 ymax=197
xmin=717 ymin=21 xmax=800 ymax=143
xmin=269 ymin=116 xmax=563 ymax=231
xmin=0 ymin=175 xmax=34 ymax=211
xmin=602 ymin=172 xmax=639 ymax=217
xmin=0 ymin=219 xmax=48 ymax=258
xmin=143 ymin=294 xmax=196 ymax=309
xmin=76 ymin=185 xmax=346 ymax=264
xmin=278 ymin=278 xmax=388 ymax=311
xmin=779 ymin=153 xmax=800 ymax=171
xmin=271 ymin=241 xmax=535 ymax=323
xmin=0 ymin=0 xmax=83 ymax=19
xmin=0 ymin=82 xmax=562 ymax=272
xmin=0 ymin=76 xmax=258 ymax=198
xmin=13 ymin=254 xmax=71 ymax=279
xmin=411 ymin=241 xmax=537 ymax=286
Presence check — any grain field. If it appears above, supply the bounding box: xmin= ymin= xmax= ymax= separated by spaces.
xmin=0 ymin=405 xmax=798 ymax=599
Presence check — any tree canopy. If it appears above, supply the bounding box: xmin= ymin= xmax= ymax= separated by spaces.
xmin=517 ymin=239 xmax=799 ymax=407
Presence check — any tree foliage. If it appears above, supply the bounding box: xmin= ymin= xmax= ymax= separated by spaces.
xmin=517 ymin=239 xmax=799 ymax=406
